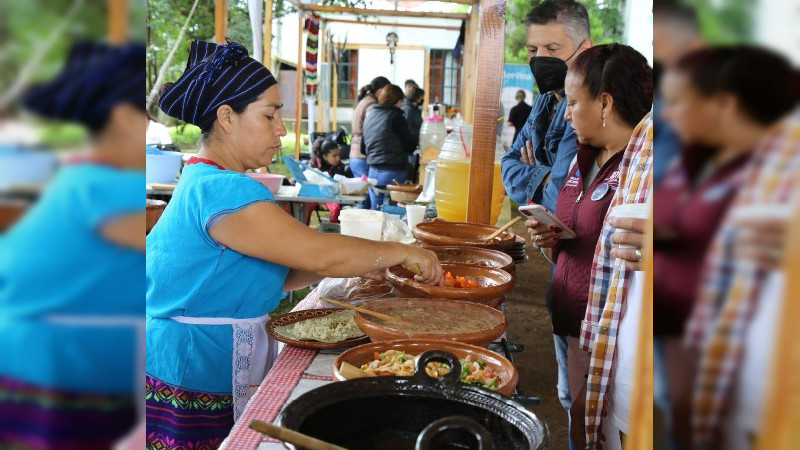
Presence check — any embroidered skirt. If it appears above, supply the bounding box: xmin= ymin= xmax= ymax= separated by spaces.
xmin=145 ymin=375 xmax=234 ymax=449
xmin=0 ymin=376 xmax=136 ymax=448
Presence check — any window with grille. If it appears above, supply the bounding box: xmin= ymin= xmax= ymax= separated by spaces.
xmin=428 ymin=49 xmax=461 ymax=108
xmin=335 ymin=49 xmax=359 ymax=105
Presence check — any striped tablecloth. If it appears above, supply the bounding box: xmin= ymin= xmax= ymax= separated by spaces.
xmin=221 ymin=288 xmax=333 ymax=449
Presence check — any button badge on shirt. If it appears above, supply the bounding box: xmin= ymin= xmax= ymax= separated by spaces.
xmin=591 ymin=182 xmax=610 ymax=201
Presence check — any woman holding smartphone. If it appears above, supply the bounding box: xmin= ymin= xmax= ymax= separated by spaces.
xmin=525 ymin=44 xmax=652 ymax=447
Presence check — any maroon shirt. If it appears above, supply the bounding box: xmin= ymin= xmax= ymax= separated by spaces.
xmin=653 ymin=147 xmax=751 ymax=336
xmin=551 ymin=144 xmax=623 ymax=337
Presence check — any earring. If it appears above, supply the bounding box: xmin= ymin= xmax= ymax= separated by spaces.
xmin=602 ymin=118 xmax=606 ymax=128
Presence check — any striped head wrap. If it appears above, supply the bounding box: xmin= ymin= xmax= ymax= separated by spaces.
xmin=21 ymin=41 xmax=145 ymax=131
xmin=158 ymin=39 xmax=277 ymax=131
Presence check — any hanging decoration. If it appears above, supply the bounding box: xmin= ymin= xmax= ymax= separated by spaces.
xmin=386 ymin=32 xmax=398 ymax=64
xmin=304 ymin=14 xmax=320 ymax=96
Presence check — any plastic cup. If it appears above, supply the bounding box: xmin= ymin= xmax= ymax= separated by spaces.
xmin=406 ymin=204 xmax=427 ymax=230
xmin=609 ymin=203 xmax=650 ymax=248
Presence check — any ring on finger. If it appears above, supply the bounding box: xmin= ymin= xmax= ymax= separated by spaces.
xmin=634 ymin=249 xmax=642 ymax=262
xmin=535 ymin=235 xmax=543 ymax=243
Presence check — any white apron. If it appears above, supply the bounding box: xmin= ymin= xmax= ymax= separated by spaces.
xmin=169 ymin=312 xmax=278 ymax=421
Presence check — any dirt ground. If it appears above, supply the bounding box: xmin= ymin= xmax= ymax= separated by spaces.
xmin=503 ymin=215 xmax=569 ymax=449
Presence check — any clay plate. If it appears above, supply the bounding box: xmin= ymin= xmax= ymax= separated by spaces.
xmin=353 ymin=298 xmax=507 ymax=347
xmin=332 ymin=339 xmax=519 ymax=396
xmin=413 ymin=221 xmax=517 ymax=250
xmin=384 ymin=263 xmax=514 ymax=307
xmin=266 ymin=308 xmax=370 ymax=349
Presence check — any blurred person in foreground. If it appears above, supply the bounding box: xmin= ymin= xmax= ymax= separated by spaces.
xmin=526 ymin=43 xmax=652 ymax=450
xmin=686 ymin=108 xmax=799 ymax=450
xmin=147 ymin=40 xmax=442 ymax=448
xmin=0 ymin=41 xmax=145 ymax=447
xmin=652 ymin=0 xmax=704 ymax=185
xmin=578 ymin=110 xmax=652 ymax=450
xmin=655 ymin=46 xmax=798 ymax=450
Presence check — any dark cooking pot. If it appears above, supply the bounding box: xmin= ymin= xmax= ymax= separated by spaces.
xmin=278 ymin=350 xmax=548 ymax=450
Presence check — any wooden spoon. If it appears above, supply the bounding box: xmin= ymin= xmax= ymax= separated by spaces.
xmin=321 ymin=297 xmax=414 ymax=326
xmin=248 ymin=419 xmax=348 ymax=450
xmin=485 ymin=216 xmax=522 ymax=240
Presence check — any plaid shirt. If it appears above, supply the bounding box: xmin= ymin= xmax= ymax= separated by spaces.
xmin=580 ymin=112 xmax=653 ymax=448
xmin=684 ymin=111 xmax=800 ymax=447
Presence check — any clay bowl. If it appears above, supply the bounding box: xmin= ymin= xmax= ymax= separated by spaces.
xmin=332 ymin=339 xmax=519 ymax=396
xmin=427 ymin=245 xmax=515 ymax=275
xmin=413 ymin=221 xmax=517 ymax=250
xmin=146 ymin=199 xmax=167 ymax=232
xmin=387 ymin=183 xmax=422 ymax=194
xmin=385 ymin=263 xmax=514 ymax=308
xmin=0 ymin=199 xmax=29 ymax=232
xmin=353 ymin=297 xmax=507 ymax=347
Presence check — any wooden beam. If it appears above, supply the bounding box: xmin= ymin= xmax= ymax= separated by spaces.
xmin=757 ymin=199 xmax=800 ymax=450
xmin=345 ymin=43 xmax=427 ymax=51
xmin=423 ymin=48 xmax=430 ymax=113
xmin=215 ymin=0 xmax=228 ymax=43
xmin=465 ymin=0 xmax=504 ymax=225
xmin=627 ymin=199 xmax=654 ymax=450
xmin=323 ymin=18 xmax=461 ymax=31
xmin=294 ymin=12 xmax=304 ymax=158
xmin=332 ymin=56 xmax=338 ymax=130
xmin=263 ymin=0 xmax=273 ymax=69
xmin=108 ymin=0 xmax=127 ymax=43
xmin=460 ymin=4 xmax=479 ymax=124
xmin=297 ymin=4 xmax=469 ymax=20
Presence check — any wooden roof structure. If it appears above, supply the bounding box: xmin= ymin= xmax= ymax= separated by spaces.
xmin=213 ymin=0 xmax=505 ymax=225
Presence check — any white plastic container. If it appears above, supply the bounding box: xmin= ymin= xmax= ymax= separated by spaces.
xmin=146 ymin=151 xmax=184 ymax=183
xmin=339 ymin=209 xmax=384 ymax=241
xmin=0 ymin=148 xmax=57 ymax=190
xmin=405 ymin=204 xmax=427 ymax=230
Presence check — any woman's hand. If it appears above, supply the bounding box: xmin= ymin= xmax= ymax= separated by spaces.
xmin=733 ymin=217 xmax=787 ymax=269
xmin=609 ymin=217 xmax=647 ymax=270
xmin=525 ymin=219 xmax=561 ymax=248
xmin=401 ymin=246 xmax=443 ymax=285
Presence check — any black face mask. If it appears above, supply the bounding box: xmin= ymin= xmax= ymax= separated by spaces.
xmin=528 ymin=44 xmax=582 ymax=93
xmin=653 ymin=60 xmax=663 ymax=93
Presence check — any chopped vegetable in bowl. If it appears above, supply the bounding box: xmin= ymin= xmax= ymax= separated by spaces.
xmin=359 ymin=350 xmax=501 ymax=390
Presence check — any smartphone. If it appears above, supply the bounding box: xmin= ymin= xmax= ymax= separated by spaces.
xmin=518 ymin=204 xmax=576 ymax=239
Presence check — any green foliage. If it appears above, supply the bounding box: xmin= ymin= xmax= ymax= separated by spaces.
xmin=504 ymin=0 xmax=625 ymax=65
xmin=691 ymin=0 xmax=753 ymax=44
xmin=38 ymin=122 xmax=89 ymax=148
xmin=168 ymin=124 xmax=202 ymax=151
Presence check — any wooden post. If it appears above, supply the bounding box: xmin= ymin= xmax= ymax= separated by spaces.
xmin=460 ymin=3 xmax=479 ymax=124
xmin=423 ymin=49 xmax=430 ymax=115
xmin=263 ymin=0 xmax=273 ymax=70
xmin=317 ymin=20 xmax=325 ymax=131
xmin=108 ymin=0 xmax=127 ymax=43
xmin=757 ymin=199 xmax=800 ymax=450
xmin=465 ymin=0 xmax=504 ymax=225
xmin=294 ymin=12 xmax=304 ymax=158
xmin=332 ymin=55 xmax=338 ymax=130
xmin=626 ymin=200 xmax=654 ymax=449
xmin=215 ymin=0 xmax=228 ymax=43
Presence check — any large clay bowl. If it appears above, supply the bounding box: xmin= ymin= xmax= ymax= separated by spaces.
xmin=0 ymin=199 xmax=28 ymax=232
xmin=353 ymin=298 xmax=507 ymax=347
xmin=413 ymin=221 xmax=517 ymax=250
xmin=146 ymin=199 xmax=167 ymax=232
xmin=427 ymin=245 xmax=515 ymax=275
xmin=385 ymin=263 xmax=513 ymax=308
xmin=332 ymin=339 xmax=518 ymax=396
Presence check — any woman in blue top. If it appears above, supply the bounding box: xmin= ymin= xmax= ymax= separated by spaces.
xmin=146 ymin=40 xmax=443 ymax=449
xmin=0 ymin=42 xmax=145 ymax=447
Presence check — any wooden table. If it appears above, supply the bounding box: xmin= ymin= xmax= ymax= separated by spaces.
xmin=146 ymin=184 xmax=366 ymax=223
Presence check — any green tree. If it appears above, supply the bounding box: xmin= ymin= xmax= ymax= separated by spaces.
xmin=504 ymin=0 xmax=625 ymax=65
